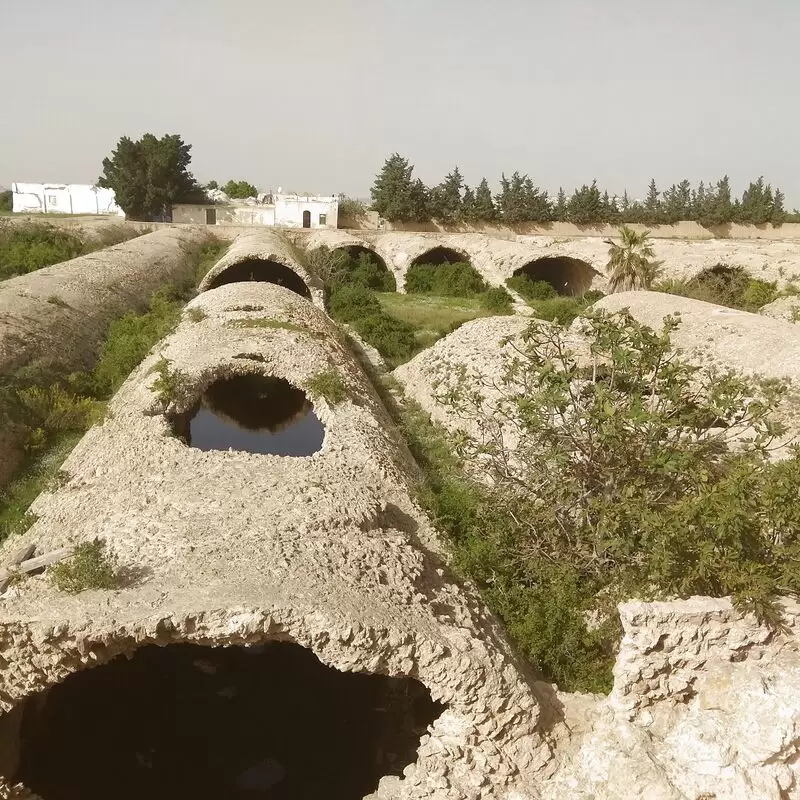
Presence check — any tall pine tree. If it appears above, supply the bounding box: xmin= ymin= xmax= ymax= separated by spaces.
xmin=371 ymin=154 xmax=429 ymax=222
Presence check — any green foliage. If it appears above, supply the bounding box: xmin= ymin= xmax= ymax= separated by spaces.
xmin=92 ymin=291 xmax=183 ymax=397
xmin=338 ymin=196 xmax=368 ymax=223
xmin=0 ymin=190 xmax=12 ymax=214
xmin=605 ymin=226 xmax=661 ymax=291
xmin=150 ymin=357 xmax=182 ymax=404
xmin=369 ymin=154 xmax=794 ymax=226
xmin=428 ymin=167 xmax=464 ymax=224
xmin=98 ymin=133 xmax=201 ymax=221
xmin=222 ymin=180 xmax=258 ymax=199
xmin=51 ymin=539 xmax=119 ymax=594
xmin=13 ymin=385 xmax=97 ymax=452
xmin=305 ymin=370 xmax=349 ymax=406
xmin=419 ymin=311 xmax=800 ymax=690
xmin=370 ymin=153 xmax=429 ymax=222
xmin=496 ymin=172 xmax=551 ymax=224
xmin=309 ymin=246 xmax=395 ymax=292
xmin=228 ymin=317 xmax=318 ymax=336
xmin=657 ymin=266 xmax=778 ymax=312
xmin=0 ymin=221 xmax=85 ymax=280
xmin=506 ymin=276 xmax=558 ymax=301
xmin=353 ymin=313 xmax=418 ymax=363
xmin=405 ymin=261 xmax=487 ymax=297
xmin=480 ymin=286 xmax=514 ymax=313
xmin=329 ymin=284 xmax=383 ymax=322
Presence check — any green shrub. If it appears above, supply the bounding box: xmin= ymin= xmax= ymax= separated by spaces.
xmin=0 ymin=222 xmax=84 ymax=280
xmin=404 ymin=311 xmax=800 ymax=691
xmin=51 ymin=539 xmax=119 ymax=593
xmin=92 ymin=291 xmax=183 ymax=398
xmin=480 ymin=286 xmax=514 ymax=313
xmin=353 ymin=314 xmax=417 ymax=364
xmin=306 ymin=370 xmax=350 ymax=406
xmin=742 ymin=278 xmax=778 ymax=311
xmin=405 ymin=262 xmax=487 ymax=297
xmin=309 ymin=246 xmax=395 ymax=292
xmin=530 ymin=297 xmax=585 ymax=324
xmin=150 ymin=357 xmax=182 ymax=404
xmin=0 ymin=190 xmax=12 ymax=214
xmin=329 ymin=284 xmax=382 ymax=322
xmin=506 ymin=275 xmax=558 ymax=301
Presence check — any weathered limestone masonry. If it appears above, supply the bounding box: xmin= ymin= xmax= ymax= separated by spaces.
xmin=0 ymin=280 xmax=553 ymax=799
xmin=198 ymin=229 xmax=325 ymax=306
xmin=542 ymin=597 xmax=800 ymax=800
xmin=291 ymin=229 xmax=800 ymax=295
xmin=0 ymin=227 xmax=214 ymax=487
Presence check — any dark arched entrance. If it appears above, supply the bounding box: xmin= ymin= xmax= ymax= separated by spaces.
xmin=207 ymin=258 xmax=311 ymax=298
xmin=302 ymin=210 xmax=311 ymax=228
xmin=335 ymin=245 xmax=388 ymax=272
xmin=14 ymin=641 xmax=445 ymax=800
xmin=410 ymin=246 xmax=469 ymax=267
xmin=513 ymin=257 xmax=596 ymax=297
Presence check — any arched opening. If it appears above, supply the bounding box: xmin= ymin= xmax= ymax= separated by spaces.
xmin=12 ymin=641 xmax=445 ymax=800
xmin=336 ymin=245 xmax=388 ymax=273
xmin=330 ymin=245 xmax=396 ymax=292
xmin=171 ymin=374 xmax=325 ymax=456
xmin=512 ymin=256 xmax=596 ymax=297
xmin=409 ymin=246 xmax=470 ymax=267
xmin=207 ymin=258 xmax=311 ymax=299
xmin=302 ymin=210 xmax=311 ymax=228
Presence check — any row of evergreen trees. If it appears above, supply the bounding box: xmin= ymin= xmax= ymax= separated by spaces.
xmin=370 ymin=154 xmax=793 ymax=226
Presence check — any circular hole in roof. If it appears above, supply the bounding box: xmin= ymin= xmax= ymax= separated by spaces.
xmin=172 ymin=374 xmax=325 ymax=456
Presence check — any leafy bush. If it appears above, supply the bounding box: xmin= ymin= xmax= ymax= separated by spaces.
xmin=92 ymin=291 xmax=183 ymax=397
xmin=410 ymin=311 xmax=800 ymax=691
xmin=51 ymin=539 xmax=119 ymax=593
xmin=13 ymin=385 xmax=96 ymax=452
xmin=0 ymin=222 xmax=84 ymax=280
xmin=742 ymin=278 xmax=778 ymax=311
xmin=480 ymin=286 xmax=514 ymax=313
xmin=657 ymin=265 xmax=777 ymax=312
xmin=506 ymin=275 xmax=558 ymax=301
xmin=329 ymin=284 xmax=382 ymax=322
xmin=309 ymin=246 xmax=395 ymax=292
xmin=405 ymin=261 xmax=487 ymax=297
xmin=0 ymin=190 xmax=13 ymax=213
xmin=338 ymin=196 xmax=368 ymax=222
xmin=529 ymin=296 xmax=586 ymax=324
xmin=352 ymin=314 xmax=417 ymax=364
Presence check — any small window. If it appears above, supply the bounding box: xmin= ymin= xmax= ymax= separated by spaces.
xmin=48 ymin=195 xmax=58 ymax=205
xmin=319 ymin=214 xmax=327 ymax=225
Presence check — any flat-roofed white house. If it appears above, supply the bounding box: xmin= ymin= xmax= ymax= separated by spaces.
xmin=11 ymin=183 xmax=123 ymax=216
xmin=171 ymin=193 xmax=339 ymax=228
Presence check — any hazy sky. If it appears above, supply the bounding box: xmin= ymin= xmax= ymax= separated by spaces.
xmin=2 ymin=0 xmax=798 ymax=203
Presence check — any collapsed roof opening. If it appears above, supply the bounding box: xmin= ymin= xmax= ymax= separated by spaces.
xmin=172 ymin=374 xmax=325 ymax=456
xmin=12 ymin=641 xmax=445 ymax=800
xmin=513 ymin=256 xmax=596 ymax=297
xmin=207 ymin=258 xmax=311 ymax=298
xmin=410 ymin=246 xmax=471 ymax=267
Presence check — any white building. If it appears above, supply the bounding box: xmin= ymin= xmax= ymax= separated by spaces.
xmin=11 ymin=183 xmax=123 ymax=216
xmin=171 ymin=193 xmax=339 ymax=229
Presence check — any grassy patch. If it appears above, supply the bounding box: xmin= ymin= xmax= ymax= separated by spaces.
xmin=228 ymin=317 xmax=309 ymax=334
xmin=186 ymin=307 xmax=207 ymax=323
xmin=51 ymin=539 xmax=119 ymax=593
xmin=305 ymin=370 xmax=349 ymax=406
xmin=377 ymin=292 xmax=491 ymax=330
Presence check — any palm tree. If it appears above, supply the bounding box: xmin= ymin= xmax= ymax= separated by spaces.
xmin=604 ymin=226 xmax=660 ymax=292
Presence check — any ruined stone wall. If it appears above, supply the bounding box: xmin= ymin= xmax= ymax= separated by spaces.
xmin=0 ymin=227 xmax=215 ymax=487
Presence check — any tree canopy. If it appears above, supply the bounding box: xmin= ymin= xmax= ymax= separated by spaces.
xmin=98 ymin=134 xmax=202 ymax=221
xmin=222 ymin=180 xmax=258 ymax=199
xmin=368 ymin=154 xmax=796 ymax=227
